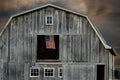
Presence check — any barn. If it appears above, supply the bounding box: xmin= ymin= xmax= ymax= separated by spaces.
xmin=0 ymin=4 xmax=116 ymax=80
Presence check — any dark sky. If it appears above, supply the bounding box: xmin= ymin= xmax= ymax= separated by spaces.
xmin=0 ymin=0 xmax=120 ymax=68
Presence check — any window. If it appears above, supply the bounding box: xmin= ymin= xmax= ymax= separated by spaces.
xmin=30 ymin=67 xmax=40 ymax=77
xmin=58 ymin=68 xmax=63 ymax=78
xmin=46 ymin=15 xmax=53 ymax=25
xmin=44 ymin=67 xmax=55 ymax=77
xmin=37 ymin=35 xmax=59 ymax=60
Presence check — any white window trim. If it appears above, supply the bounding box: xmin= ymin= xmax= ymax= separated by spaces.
xmin=30 ymin=67 xmax=40 ymax=77
xmin=44 ymin=67 xmax=55 ymax=77
xmin=45 ymin=15 xmax=53 ymax=25
xmin=58 ymin=67 xmax=63 ymax=78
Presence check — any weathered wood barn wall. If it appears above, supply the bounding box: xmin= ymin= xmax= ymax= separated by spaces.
xmin=0 ymin=4 xmax=115 ymax=80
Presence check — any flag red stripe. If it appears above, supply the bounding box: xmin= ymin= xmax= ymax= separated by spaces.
xmin=45 ymin=35 xmax=55 ymax=49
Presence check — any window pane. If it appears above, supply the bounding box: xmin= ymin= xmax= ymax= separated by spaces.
xmin=34 ymin=73 xmax=36 ymax=76
xmin=48 ymin=73 xmax=51 ymax=76
xmin=31 ymin=69 xmax=34 ymax=73
xmin=45 ymin=73 xmax=48 ymax=76
xmin=51 ymin=69 xmax=53 ymax=72
xmin=50 ymin=16 xmax=52 ymax=20
xmin=60 ymin=69 xmax=62 ymax=72
xmin=48 ymin=69 xmax=50 ymax=72
xmin=45 ymin=69 xmax=47 ymax=72
xmin=47 ymin=21 xmax=49 ymax=24
xmin=60 ymin=73 xmax=62 ymax=76
xmin=31 ymin=73 xmax=34 ymax=76
xmin=47 ymin=17 xmax=49 ymax=20
xmin=51 ymin=73 xmax=53 ymax=76
xmin=50 ymin=20 xmax=52 ymax=24
xmin=34 ymin=69 xmax=38 ymax=72
xmin=36 ymin=73 xmax=38 ymax=76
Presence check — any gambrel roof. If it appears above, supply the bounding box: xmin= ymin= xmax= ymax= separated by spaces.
xmin=0 ymin=4 xmax=116 ymax=55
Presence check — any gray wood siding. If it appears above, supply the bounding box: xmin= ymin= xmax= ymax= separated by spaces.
xmin=63 ymin=64 xmax=96 ymax=80
xmin=0 ymin=7 xmax=107 ymax=63
xmin=0 ymin=6 xmax=114 ymax=80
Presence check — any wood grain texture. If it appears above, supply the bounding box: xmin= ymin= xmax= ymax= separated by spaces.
xmin=0 ymin=6 xmax=114 ymax=80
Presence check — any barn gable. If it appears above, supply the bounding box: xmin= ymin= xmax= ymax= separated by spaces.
xmin=0 ymin=4 xmax=115 ymax=80
xmin=0 ymin=4 xmax=115 ymax=55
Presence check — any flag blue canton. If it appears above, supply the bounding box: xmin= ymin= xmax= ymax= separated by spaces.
xmin=45 ymin=35 xmax=50 ymax=41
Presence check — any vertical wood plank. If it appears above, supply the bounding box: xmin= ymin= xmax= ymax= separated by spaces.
xmin=0 ymin=6 xmax=113 ymax=80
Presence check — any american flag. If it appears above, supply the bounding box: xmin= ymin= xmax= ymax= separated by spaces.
xmin=44 ymin=35 xmax=56 ymax=49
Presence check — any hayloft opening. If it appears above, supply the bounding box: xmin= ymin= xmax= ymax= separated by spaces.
xmin=97 ymin=65 xmax=105 ymax=80
xmin=37 ymin=35 xmax=59 ymax=60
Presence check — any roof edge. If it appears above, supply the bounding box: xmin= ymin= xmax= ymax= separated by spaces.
xmin=0 ymin=16 xmax=13 ymax=36
xmin=86 ymin=16 xmax=112 ymax=49
xmin=107 ymin=48 xmax=117 ymax=56
xmin=0 ymin=4 xmax=114 ymax=55
xmin=0 ymin=3 xmax=86 ymax=37
xmin=13 ymin=4 xmax=86 ymax=18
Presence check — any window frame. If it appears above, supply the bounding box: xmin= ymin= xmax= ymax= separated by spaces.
xmin=30 ymin=67 xmax=40 ymax=77
xmin=44 ymin=67 xmax=55 ymax=77
xmin=45 ymin=15 xmax=53 ymax=25
xmin=37 ymin=35 xmax=59 ymax=60
xmin=58 ymin=67 xmax=63 ymax=78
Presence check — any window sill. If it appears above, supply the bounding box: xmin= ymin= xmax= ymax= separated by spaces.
xmin=30 ymin=76 xmax=40 ymax=78
xmin=45 ymin=24 xmax=53 ymax=26
xmin=36 ymin=59 xmax=61 ymax=62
